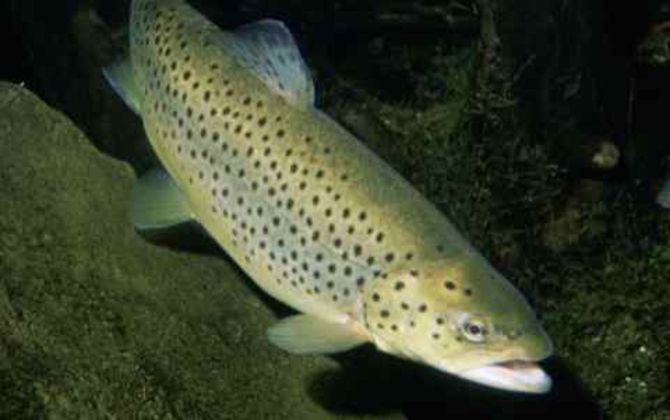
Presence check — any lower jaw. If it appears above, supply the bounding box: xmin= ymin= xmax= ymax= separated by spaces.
xmin=457 ymin=360 xmax=552 ymax=393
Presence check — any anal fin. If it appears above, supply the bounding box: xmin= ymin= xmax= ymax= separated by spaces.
xmin=103 ymin=54 xmax=142 ymax=115
xmin=267 ymin=314 xmax=368 ymax=355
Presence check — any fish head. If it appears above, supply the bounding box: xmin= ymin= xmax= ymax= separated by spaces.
xmin=361 ymin=256 xmax=553 ymax=393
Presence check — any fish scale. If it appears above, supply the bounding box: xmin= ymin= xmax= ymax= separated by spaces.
xmin=107 ymin=0 xmax=554 ymax=393
xmin=132 ymin=0 xmax=464 ymax=319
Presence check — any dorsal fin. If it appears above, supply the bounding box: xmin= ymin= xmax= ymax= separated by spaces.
xmin=224 ymin=19 xmax=315 ymax=108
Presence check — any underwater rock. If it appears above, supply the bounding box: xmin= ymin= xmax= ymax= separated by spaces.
xmin=554 ymin=132 xmax=620 ymax=172
xmin=540 ymin=179 xmax=606 ymax=252
xmin=0 ymin=82 xmax=402 ymax=419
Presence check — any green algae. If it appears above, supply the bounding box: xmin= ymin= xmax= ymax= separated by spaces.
xmin=541 ymin=209 xmax=670 ymax=418
xmin=0 ymin=82 xmax=402 ymax=420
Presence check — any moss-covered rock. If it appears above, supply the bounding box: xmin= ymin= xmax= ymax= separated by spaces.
xmin=0 ymin=82 xmax=403 ymax=419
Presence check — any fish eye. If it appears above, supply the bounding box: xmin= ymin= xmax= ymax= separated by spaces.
xmin=461 ymin=319 xmax=487 ymax=343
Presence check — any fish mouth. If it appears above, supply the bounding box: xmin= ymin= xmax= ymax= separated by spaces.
xmin=456 ymin=359 xmax=552 ymax=394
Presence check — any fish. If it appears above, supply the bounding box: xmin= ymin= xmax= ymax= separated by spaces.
xmin=104 ymin=0 xmax=554 ymax=393
xmin=656 ymin=174 xmax=670 ymax=208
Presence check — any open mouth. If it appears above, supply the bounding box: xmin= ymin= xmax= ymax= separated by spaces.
xmin=457 ymin=359 xmax=552 ymax=394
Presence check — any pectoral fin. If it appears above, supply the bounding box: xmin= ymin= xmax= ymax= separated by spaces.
xmin=267 ymin=314 xmax=367 ymax=354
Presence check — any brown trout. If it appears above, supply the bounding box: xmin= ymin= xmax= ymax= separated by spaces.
xmin=104 ymin=0 xmax=553 ymax=393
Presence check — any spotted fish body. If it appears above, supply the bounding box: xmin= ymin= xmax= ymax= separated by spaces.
xmin=108 ymin=0 xmax=554 ymax=393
